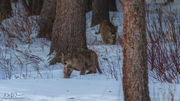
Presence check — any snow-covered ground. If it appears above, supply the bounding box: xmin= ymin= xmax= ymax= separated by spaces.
xmin=0 ymin=78 xmax=121 ymax=101
xmin=0 ymin=79 xmax=180 ymax=101
xmin=0 ymin=1 xmax=180 ymax=101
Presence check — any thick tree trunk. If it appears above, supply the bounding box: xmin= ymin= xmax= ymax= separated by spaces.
xmin=121 ymin=0 xmax=150 ymax=101
xmin=85 ymin=0 xmax=117 ymax=13
xmin=85 ymin=0 xmax=92 ymax=12
xmin=91 ymin=0 xmax=109 ymax=27
xmin=50 ymin=0 xmax=87 ymax=56
xmin=22 ymin=0 xmax=43 ymax=16
xmin=29 ymin=0 xmax=43 ymax=15
xmin=38 ymin=0 xmax=56 ymax=40
xmin=109 ymin=0 xmax=118 ymax=11
xmin=91 ymin=0 xmax=118 ymax=27
xmin=0 ymin=0 xmax=12 ymax=22
xmin=50 ymin=0 xmax=87 ymax=78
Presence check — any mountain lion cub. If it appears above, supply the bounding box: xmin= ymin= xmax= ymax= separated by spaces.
xmin=96 ymin=20 xmax=118 ymax=44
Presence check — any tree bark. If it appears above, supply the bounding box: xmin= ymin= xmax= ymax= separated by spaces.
xmin=50 ymin=0 xmax=87 ymax=78
xmin=38 ymin=0 xmax=56 ymax=40
xmin=85 ymin=0 xmax=117 ymax=13
xmin=85 ymin=0 xmax=92 ymax=12
xmin=50 ymin=0 xmax=87 ymax=56
xmin=22 ymin=0 xmax=43 ymax=16
xmin=29 ymin=0 xmax=43 ymax=15
xmin=91 ymin=0 xmax=109 ymax=27
xmin=121 ymin=0 xmax=150 ymax=101
xmin=109 ymin=0 xmax=118 ymax=11
xmin=0 ymin=0 xmax=12 ymax=22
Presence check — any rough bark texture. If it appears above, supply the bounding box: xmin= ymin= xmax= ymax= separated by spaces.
xmin=50 ymin=0 xmax=87 ymax=55
xmin=121 ymin=0 xmax=150 ymax=101
xmin=50 ymin=0 xmax=87 ymax=78
xmin=109 ymin=0 xmax=118 ymax=11
xmin=22 ymin=0 xmax=43 ymax=16
xmin=91 ymin=0 xmax=109 ymax=27
xmin=85 ymin=0 xmax=92 ymax=12
xmin=85 ymin=0 xmax=117 ymax=13
xmin=0 ymin=0 xmax=12 ymax=22
xmin=29 ymin=0 xmax=43 ymax=15
xmin=38 ymin=0 xmax=56 ymax=40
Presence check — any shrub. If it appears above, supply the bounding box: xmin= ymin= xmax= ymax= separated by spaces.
xmin=147 ymin=5 xmax=180 ymax=83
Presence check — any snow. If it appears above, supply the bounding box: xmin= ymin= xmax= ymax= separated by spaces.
xmin=0 ymin=77 xmax=180 ymax=101
xmin=149 ymin=82 xmax=180 ymax=101
xmin=0 ymin=1 xmax=180 ymax=101
xmin=0 ymin=79 xmax=120 ymax=101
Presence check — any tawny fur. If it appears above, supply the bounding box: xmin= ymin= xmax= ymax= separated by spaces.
xmin=49 ymin=53 xmax=62 ymax=65
xmin=61 ymin=49 xmax=102 ymax=77
xmin=96 ymin=20 xmax=118 ymax=44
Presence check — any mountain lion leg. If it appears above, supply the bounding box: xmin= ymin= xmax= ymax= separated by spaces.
xmin=80 ymin=67 xmax=86 ymax=75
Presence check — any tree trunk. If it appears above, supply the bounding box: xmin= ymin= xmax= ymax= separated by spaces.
xmin=109 ymin=0 xmax=118 ymax=11
xmin=85 ymin=0 xmax=92 ymax=12
xmin=29 ymin=0 xmax=43 ymax=15
xmin=50 ymin=0 xmax=87 ymax=78
xmin=38 ymin=0 xmax=56 ymax=40
xmin=50 ymin=0 xmax=87 ymax=55
xmin=22 ymin=0 xmax=43 ymax=16
xmin=121 ymin=0 xmax=150 ymax=101
xmin=86 ymin=0 xmax=117 ymax=13
xmin=91 ymin=0 xmax=109 ymax=27
xmin=0 ymin=0 xmax=12 ymax=22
